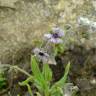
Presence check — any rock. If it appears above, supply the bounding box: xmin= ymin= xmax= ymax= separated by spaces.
xmin=0 ymin=0 xmax=95 ymax=64
xmin=0 ymin=0 xmax=19 ymax=8
xmin=60 ymin=45 xmax=96 ymax=96
xmin=0 ymin=0 xmax=50 ymax=64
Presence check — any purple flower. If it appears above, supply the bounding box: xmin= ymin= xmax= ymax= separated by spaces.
xmin=33 ymin=48 xmax=56 ymax=65
xmin=33 ymin=48 xmax=49 ymax=61
xmin=49 ymin=38 xmax=63 ymax=44
xmin=52 ymin=27 xmax=64 ymax=37
xmin=44 ymin=27 xmax=64 ymax=44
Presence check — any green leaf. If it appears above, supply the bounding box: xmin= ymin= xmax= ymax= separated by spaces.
xmin=54 ymin=47 xmax=58 ymax=56
xmin=31 ymin=55 xmax=49 ymax=94
xmin=0 ymin=78 xmax=6 ymax=82
xmin=50 ymin=87 xmax=63 ymax=96
xmin=31 ymin=56 xmax=44 ymax=89
xmin=36 ymin=92 xmax=42 ymax=96
xmin=19 ymin=76 xmax=33 ymax=86
xmin=57 ymin=44 xmax=64 ymax=54
xmin=0 ymin=82 xmax=6 ymax=89
xmin=42 ymin=64 xmax=52 ymax=83
xmin=50 ymin=62 xmax=70 ymax=93
xmin=17 ymin=94 xmax=21 ymax=96
xmin=55 ymin=62 xmax=70 ymax=87
xmin=31 ymin=55 xmax=42 ymax=78
xmin=0 ymin=71 xmax=6 ymax=89
xmin=34 ymin=79 xmax=44 ymax=92
xmin=27 ymin=84 xmax=33 ymax=96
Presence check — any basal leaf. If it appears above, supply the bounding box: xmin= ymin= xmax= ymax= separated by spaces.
xmin=50 ymin=62 xmax=70 ymax=93
xmin=42 ymin=64 xmax=52 ymax=82
xmin=31 ymin=55 xmax=49 ymax=93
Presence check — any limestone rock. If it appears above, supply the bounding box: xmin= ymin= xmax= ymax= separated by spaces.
xmin=0 ymin=0 xmax=95 ymax=64
xmin=0 ymin=0 xmax=19 ymax=8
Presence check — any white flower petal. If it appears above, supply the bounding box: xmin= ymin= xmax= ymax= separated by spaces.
xmin=44 ymin=33 xmax=52 ymax=39
xmin=56 ymin=38 xmax=63 ymax=43
xmin=52 ymin=27 xmax=64 ymax=37
xmin=58 ymin=29 xmax=65 ymax=37
xmin=33 ymin=48 xmax=40 ymax=55
xmin=49 ymin=38 xmax=63 ymax=44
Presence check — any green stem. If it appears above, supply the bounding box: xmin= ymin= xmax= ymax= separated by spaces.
xmin=44 ymin=87 xmax=50 ymax=96
xmin=13 ymin=66 xmax=31 ymax=77
xmin=0 ymin=64 xmax=31 ymax=77
xmin=19 ymin=76 xmax=33 ymax=86
xmin=27 ymin=84 xmax=33 ymax=96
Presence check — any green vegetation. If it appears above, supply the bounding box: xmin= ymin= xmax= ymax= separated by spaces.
xmin=19 ymin=56 xmax=70 ymax=96
xmin=0 ymin=69 xmax=7 ymax=90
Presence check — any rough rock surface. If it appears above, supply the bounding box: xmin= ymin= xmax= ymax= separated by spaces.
xmin=0 ymin=0 xmax=95 ymax=64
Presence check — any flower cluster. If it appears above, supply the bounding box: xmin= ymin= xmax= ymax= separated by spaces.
xmin=33 ymin=26 xmax=65 ymax=65
xmin=44 ymin=26 xmax=65 ymax=44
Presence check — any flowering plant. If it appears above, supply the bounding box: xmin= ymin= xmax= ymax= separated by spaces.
xmin=0 ymin=26 xmax=78 ymax=96
xmin=19 ymin=26 xmax=78 ymax=96
xmin=19 ymin=56 xmax=71 ymax=96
